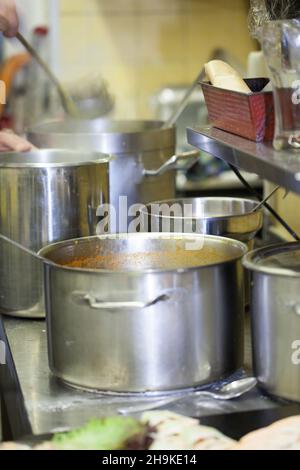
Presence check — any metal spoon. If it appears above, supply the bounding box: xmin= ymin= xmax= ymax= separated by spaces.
xmin=118 ymin=377 xmax=257 ymax=414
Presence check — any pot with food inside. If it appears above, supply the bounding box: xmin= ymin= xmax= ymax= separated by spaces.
xmin=39 ymin=233 xmax=247 ymax=393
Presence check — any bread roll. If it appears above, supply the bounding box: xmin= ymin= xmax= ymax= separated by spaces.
xmin=142 ymin=411 xmax=236 ymax=450
xmin=205 ymin=60 xmax=251 ymax=93
xmin=232 ymin=416 xmax=300 ymax=450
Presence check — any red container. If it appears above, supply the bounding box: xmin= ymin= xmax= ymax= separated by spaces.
xmin=200 ymin=78 xmax=274 ymax=142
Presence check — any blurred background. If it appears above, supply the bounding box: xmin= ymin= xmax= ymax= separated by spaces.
xmin=6 ymin=1 xmax=288 ymax=230
xmin=1 ymin=0 xmax=255 ymax=123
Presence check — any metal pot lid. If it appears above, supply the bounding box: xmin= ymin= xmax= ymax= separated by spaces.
xmin=243 ymin=242 xmax=300 ymax=277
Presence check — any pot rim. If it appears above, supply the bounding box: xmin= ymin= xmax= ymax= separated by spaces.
xmin=142 ymin=196 xmax=264 ymax=222
xmin=243 ymin=241 xmax=300 ymax=277
xmin=0 ymin=149 xmax=111 ymax=168
xmin=27 ymin=118 xmax=175 ymax=137
xmin=38 ymin=233 xmax=248 ymax=275
xmin=27 ymin=119 xmax=176 ymax=153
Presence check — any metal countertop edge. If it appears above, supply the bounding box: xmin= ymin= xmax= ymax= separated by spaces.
xmin=186 ymin=127 xmax=300 ymax=194
xmin=0 ymin=314 xmax=32 ymax=439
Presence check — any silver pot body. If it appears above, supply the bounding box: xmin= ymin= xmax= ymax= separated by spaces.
xmin=28 ymin=120 xmax=180 ymax=226
xmin=39 ymin=233 xmax=246 ymax=393
xmin=141 ymin=197 xmax=263 ymax=247
xmin=243 ymin=242 xmax=300 ymax=402
xmin=141 ymin=197 xmax=263 ymax=304
xmin=0 ymin=150 xmax=109 ymax=318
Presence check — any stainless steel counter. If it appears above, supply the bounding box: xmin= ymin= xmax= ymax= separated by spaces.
xmin=0 ymin=315 xmax=281 ymax=439
xmin=187 ymin=126 xmax=300 ymax=194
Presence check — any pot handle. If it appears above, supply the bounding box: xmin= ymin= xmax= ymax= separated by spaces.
xmin=72 ymin=292 xmax=171 ymax=310
xmin=143 ymin=150 xmax=199 ymax=177
xmin=287 ymin=301 xmax=300 ymax=316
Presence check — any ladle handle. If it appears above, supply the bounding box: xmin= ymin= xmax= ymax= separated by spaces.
xmin=16 ymin=32 xmax=80 ymax=119
xmin=0 ymin=233 xmax=55 ymax=266
xmin=162 ymin=68 xmax=205 ymax=129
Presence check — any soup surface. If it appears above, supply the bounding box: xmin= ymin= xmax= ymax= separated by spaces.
xmin=60 ymin=247 xmax=233 ymax=271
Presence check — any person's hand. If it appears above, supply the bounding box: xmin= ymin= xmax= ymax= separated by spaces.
xmin=0 ymin=0 xmax=18 ymax=38
xmin=0 ymin=130 xmax=35 ymax=152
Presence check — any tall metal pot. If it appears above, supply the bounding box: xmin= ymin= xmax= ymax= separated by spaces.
xmin=243 ymin=242 xmax=300 ymax=403
xmin=39 ymin=233 xmax=246 ymax=393
xmin=0 ymin=149 xmax=109 ymax=318
xmin=27 ymin=120 xmax=198 ymax=227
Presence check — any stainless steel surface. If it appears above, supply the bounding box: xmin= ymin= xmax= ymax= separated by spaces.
xmin=39 ymin=233 xmax=246 ymax=393
xmin=243 ymin=242 xmax=300 ymax=402
xmin=0 ymin=149 xmax=109 ymax=318
xmin=187 ymin=126 xmax=300 ymax=194
xmin=244 ymin=241 xmax=300 ymax=276
xmin=0 ymin=234 xmax=45 ymax=261
xmin=118 ymin=378 xmax=258 ymax=414
xmin=0 ymin=315 xmax=278 ymax=437
xmin=141 ymin=197 xmax=263 ymax=306
xmin=79 ymin=292 xmax=170 ymax=310
xmin=142 ymin=197 xmax=263 ymax=244
xmin=143 ymin=150 xmax=199 ymax=177
xmin=28 ymin=120 xmax=180 ymax=226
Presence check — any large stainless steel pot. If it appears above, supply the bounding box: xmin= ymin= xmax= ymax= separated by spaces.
xmin=0 ymin=149 xmax=109 ymax=318
xmin=243 ymin=242 xmax=300 ymax=402
xmin=39 ymin=233 xmax=246 ymax=393
xmin=27 ymin=120 xmax=198 ymax=227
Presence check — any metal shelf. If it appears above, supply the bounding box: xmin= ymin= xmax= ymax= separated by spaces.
xmin=187 ymin=126 xmax=300 ymax=195
xmin=177 ymin=171 xmax=261 ymax=192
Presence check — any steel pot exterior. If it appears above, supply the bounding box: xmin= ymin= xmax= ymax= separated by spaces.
xmin=141 ymin=197 xmax=263 ymax=244
xmin=40 ymin=233 xmax=246 ymax=393
xmin=243 ymin=244 xmax=300 ymax=403
xmin=141 ymin=197 xmax=263 ymax=304
xmin=0 ymin=150 xmax=109 ymax=318
xmin=27 ymin=120 xmax=177 ymax=223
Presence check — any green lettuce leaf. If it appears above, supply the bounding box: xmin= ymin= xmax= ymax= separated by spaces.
xmin=53 ymin=416 xmax=146 ymax=450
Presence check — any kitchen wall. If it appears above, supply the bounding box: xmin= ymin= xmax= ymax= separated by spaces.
xmin=5 ymin=0 xmax=255 ymax=120
xmin=59 ymin=0 xmax=255 ymax=119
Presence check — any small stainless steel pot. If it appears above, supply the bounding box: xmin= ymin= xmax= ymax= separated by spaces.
xmin=39 ymin=233 xmax=247 ymax=393
xmin=141 ymin=197 xmax=263 ymax=248
xmin=141 ymin=197 xmax=263 ymax=304
xmin=0 ymin=149 xmax=109 ymax=318
xmin=243 ymin=242 xmax=300 ymax=403
xmin=27 ymin=120 xmax=198 ymax=227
